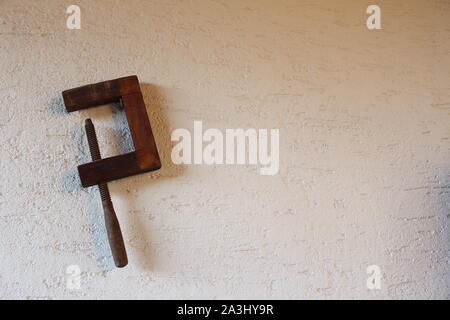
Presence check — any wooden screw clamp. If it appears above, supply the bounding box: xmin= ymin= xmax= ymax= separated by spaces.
xmin=62 ymin=76 xmax=161 ymax=268
xmin=84 ymin=119 xmax=128 ymax=267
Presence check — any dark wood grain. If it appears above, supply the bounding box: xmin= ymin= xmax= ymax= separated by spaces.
xmin=62 ymin=75 xmax=161 ymax=187
xmin=102 ymin=199 xmax=128 ymax=268
xmin=84 ymin=118 xmax=128 ymax=268
xmin=77 ymin=152 xmax=160 ymax=187
xmin=62 ymin=76 xmax=140 ymax=112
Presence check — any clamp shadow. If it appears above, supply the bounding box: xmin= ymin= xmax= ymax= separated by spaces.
xmin=113 ymin=83 xmax=184 ymax=271
xmin=51 ymin=82 xmax=184 ymax=271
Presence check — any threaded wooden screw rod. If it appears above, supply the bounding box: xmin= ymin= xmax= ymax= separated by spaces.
xmin=63 ymin=76 xmax=161 ymax=267
xmin=85 ymin=119 xmax=128 ymax=268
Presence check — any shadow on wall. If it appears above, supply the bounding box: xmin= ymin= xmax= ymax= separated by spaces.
xmin=49 ymin=82 xmax=183 ymax=271
xmin=113 ymin=83 xmax=184 ymax=272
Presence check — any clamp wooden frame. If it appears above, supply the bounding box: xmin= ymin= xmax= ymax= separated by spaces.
xmin=63 ymin=75 xmax=161 ymax=187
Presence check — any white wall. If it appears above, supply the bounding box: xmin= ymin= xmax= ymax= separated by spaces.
xmin=0 ymin=0 xmax=448 ymax=299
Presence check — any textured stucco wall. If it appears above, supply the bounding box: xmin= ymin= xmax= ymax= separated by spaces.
xmin=0 ymin=0 xmax=448 ymax=299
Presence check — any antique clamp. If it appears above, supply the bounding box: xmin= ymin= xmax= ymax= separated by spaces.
xmin=62 ymin=75 xmax=161 ymax=267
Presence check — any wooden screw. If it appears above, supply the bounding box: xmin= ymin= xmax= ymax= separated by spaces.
xmin=84 ymin=119 xmax=128 ymax=268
